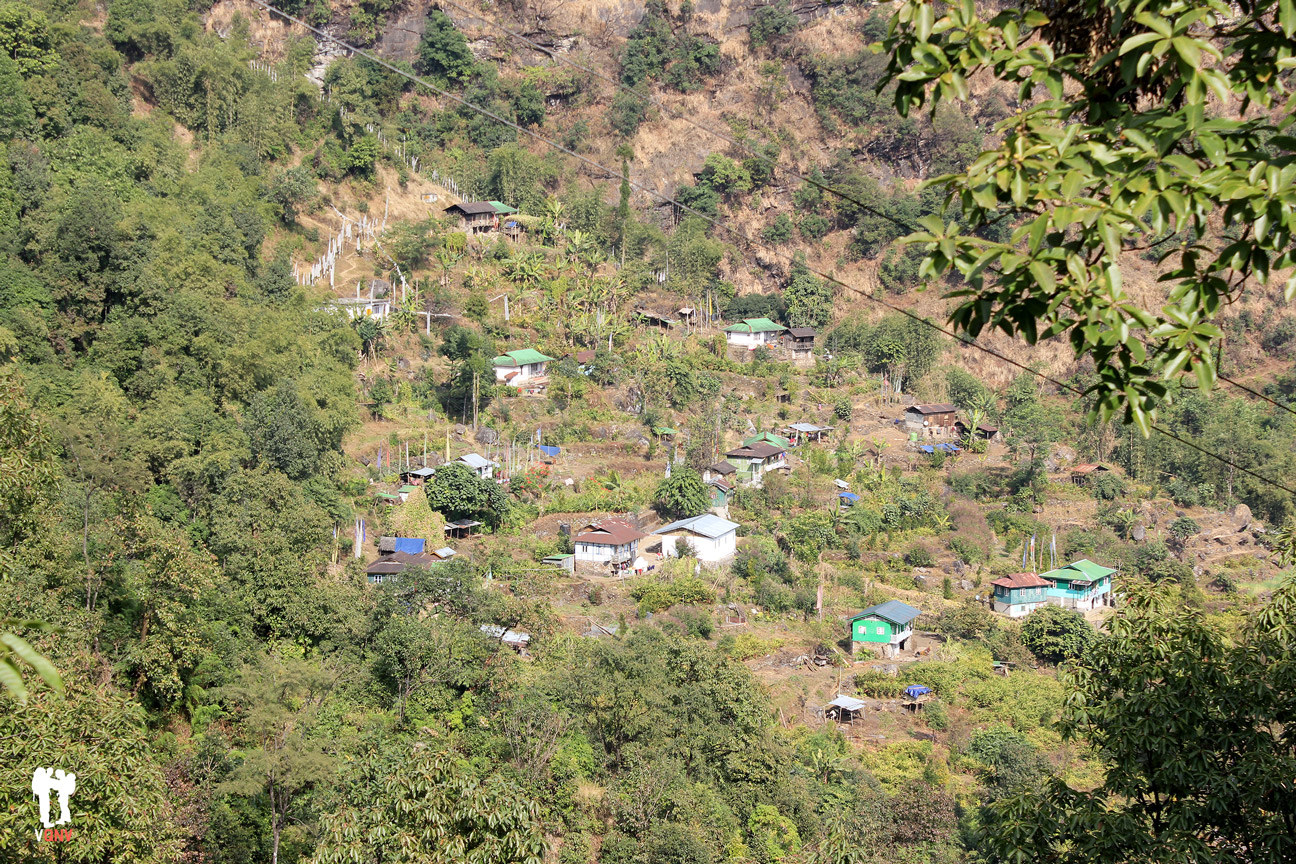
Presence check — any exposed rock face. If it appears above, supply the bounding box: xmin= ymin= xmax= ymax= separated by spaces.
xmin=1231 ymin=503 xmax=1252 ymax=530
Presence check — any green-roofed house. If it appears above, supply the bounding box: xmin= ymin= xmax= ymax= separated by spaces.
xmin=849 ymin=600 xmax=922 ymax=655
xmin=1040 ymin=559 xmax=1117 ymax=611
xmin=487 ymin=201 xmax=518 ymax=215
xmin=397 ymin=484 xmax=418 ymax=503
xmin=493 ymin=348 xmax=555 ymax=387
xmin=724 ymin=317 xmax=788 ymax=349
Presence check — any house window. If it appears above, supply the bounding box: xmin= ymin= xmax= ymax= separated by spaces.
xmin=876 ymin=626 xmax=885 ymax=635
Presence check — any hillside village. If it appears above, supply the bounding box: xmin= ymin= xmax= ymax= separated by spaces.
xmin=2 ymin=0 xmax=1295 ymax=861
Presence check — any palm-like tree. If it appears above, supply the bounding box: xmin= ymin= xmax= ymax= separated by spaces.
xmin=1269 ymin=519 xmax=1296 ymax=567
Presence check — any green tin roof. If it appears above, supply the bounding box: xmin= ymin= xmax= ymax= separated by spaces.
xmin=398 ymin=484 xmax=418 ymax=493
xmin=488 ymin=200 xmax=518 ymax=214
xmin=724 ymin=317 xmax=787 ymax=334
xmin=744 ymin=431 xmax=792 ymax=449
xmin=653 ymin=427 xmax=678 ymax=435
xmin=493 ymin=348 xmax=554 ymax=366
xmin=1041 ymin=558 xmax=1117 ymax=582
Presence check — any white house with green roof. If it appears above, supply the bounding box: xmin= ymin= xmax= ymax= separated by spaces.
xmin=1039 ymin=559 xmax=1117 ymax=611
xmin=724 ymin=317 xmax=788 ymax=349
xmin=493 ymin=348 xmax=554 ymax=386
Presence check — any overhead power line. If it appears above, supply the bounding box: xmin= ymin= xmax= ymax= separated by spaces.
xmin=434 ymin=0 xmax=1296 ymax=422
xmin=244 ymin=0 xmax=1296 ymax=499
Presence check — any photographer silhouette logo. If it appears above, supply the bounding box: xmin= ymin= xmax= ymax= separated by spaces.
xmin=31 ymin=767 xmax=76 ymax=842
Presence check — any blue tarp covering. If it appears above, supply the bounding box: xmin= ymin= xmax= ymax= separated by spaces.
xmin=539 ymin=444 xmax=560 ymax=458
xmin=935 ymin=442 xmax=962 ymax=452
xmin=905 ymin=685 xmax=932 ymax=698
xmin=393 ymin=537 xmax=425 ymax=554
xmin=919 ymin=445 xmax=935 ymax=454
xmin=838 ymin=492 xmax=860 ymax=502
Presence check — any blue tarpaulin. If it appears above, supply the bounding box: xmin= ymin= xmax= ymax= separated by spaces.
xmin=935 ymin=442 xmax=962 ymax=453
xmin=919 ymin=445 xmax=935 ymax=454
xmin=539 ymin=444 xmax=560 ymax=458
xmin=392 ymin=537 xmax=425 ymax=554
xmin=838 ymin=492 xmax=860 ymax=502
xmin=905 ymin=685 xmax=931 ymax=698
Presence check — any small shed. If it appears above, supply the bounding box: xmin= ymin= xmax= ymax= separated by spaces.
xmin=1070 ymin=463 xmax=1111 ymax=485
xmin=826 ymin=694 xmax=866 ymax=725
xmin=397 ymin=484 xmax=418 ymax=502
xmin=787 ymin=422 xmax=833 ymax=444
xmin=401 ymin=466 xmax=436 ymax=485
xmin=542 ymin=553 xmax=575 ymax=572
xmin=445 ymin=518 xmax=483 ymax=539
xmin=902 ymin=685 xmax=933 ymax=712
xmin=704 ymin=462 xmax=736 ymax=484
xmin=904 ymin=404 xmax=959 ymax=433
xmin=953 ymin=420 xmax=1001 ymax=442
xmin=783 ymin=327 xmax=816 ymax=354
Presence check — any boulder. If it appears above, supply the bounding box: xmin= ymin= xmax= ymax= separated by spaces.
xmin=1132 ymin=524 xmax=1146 ymax=541
xmin=454 ymin=424 xmax=466 ymax=436
xmin=475 ymin=427 xmax=499 ymax=445
xmin=1231 ymin=503 xmax=1253 ymax=530
xmin=958 ymin=580 xmax=974 ymax=592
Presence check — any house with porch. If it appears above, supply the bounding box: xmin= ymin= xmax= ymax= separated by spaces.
xmin=849 ymin=600 xmax=922 ymax=655
xmin=989 ymin=572 xmax=1051 ymax=617
xmin=724 ymin=442 xmax=787 ymax=485
xmin=1039 ymin=559 xmax=1116 ymax=610
xmin=787 ymin=423 xmax=832 ymax=445
xmin=653 ymin=514 xmax=739 ymax=564
xmin=400 ymin=466 xmax=436 ymax=485
xmin=782 ymin=327 xmax=815 ymax=363
xmin=573 ymin=518 xmax=648 ymax=571
xmin=494 ymin=348 xmax=554 ymax=386
xmin=444 ymin=201 xmax=518 ymax=234
xmin=724 ymin=317 xmax=787 ymax=349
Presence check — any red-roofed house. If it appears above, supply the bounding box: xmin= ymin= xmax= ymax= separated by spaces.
xmin=989 ymin=572 xmax=1051 ymax=618
xmin=573 ymin=518 xmax=647 ymax=571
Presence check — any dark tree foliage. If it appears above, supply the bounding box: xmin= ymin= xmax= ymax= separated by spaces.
xmin=416 ymin=9 xmax=476 ymax=84
xmin=1020 ymin=605 xmax=1095 ymax=664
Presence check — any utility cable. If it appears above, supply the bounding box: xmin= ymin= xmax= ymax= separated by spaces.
xmin=245 ymin=0 xmax=1296 ymax=498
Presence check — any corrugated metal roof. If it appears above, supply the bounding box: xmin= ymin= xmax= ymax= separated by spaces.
xmin=653 ymin=514 xmax=739 ymax=539
xmin=828 ymin=695 xmax=867 ymax=712
xmin=850 ymin=599 xmax=922 ymax=625
xmin=907 ymin=403 xmax=958 ymax=414
xmin=727 ymin=442 xmax=785 ymax=459
xmin=494 ymin=348 xmax=555 ymax=366
xmin=991 ymin=572 xmax=1051 ymax=589
xmin=574 ymin=519 xmax=646 ymax=546
xmin=723 ymin=317 xmax=787 ymax=333
xmin=457 ymin=453 xmax=497 ymax=469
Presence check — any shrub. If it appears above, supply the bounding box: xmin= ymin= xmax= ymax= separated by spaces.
xmin=1021 ymin=606 xmax=1094 ymax=664
xmin=1091 ymin=472 xmax=1125 ymax=501
xmin=948 ymin=535 xmax=986 ymax=565
xmin=904 ymin=545 xmax=935 ymax=568
xmin=762 ymin=213 xmax=794 ymax=244
xmin=854 ymin=671 xmax=905 ymax=698
xmin=1169 ymin=516 xmax=1200 ymax=541
xmin=749 ymin=0 xmax=799 ymax=48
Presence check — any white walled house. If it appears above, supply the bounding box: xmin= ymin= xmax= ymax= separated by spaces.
xmin=653 ymin=514 xmax=739 ymax=564
xmin=723 ymin=318 xmax=787 ymax=349
xmin=493 ymin=349 xmax=554 ymax=386
xmin=573 ymin=519 xmax=647 ymax=570
xmin=457 ymin=453 xmax=498 ymax=480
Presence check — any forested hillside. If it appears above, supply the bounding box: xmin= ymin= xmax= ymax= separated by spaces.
xmin=2 ymin=0 xmax=1296 ymax=862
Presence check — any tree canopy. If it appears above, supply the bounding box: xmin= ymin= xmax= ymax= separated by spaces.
xmin=883 ymin=0 xmax=1296 ymax=433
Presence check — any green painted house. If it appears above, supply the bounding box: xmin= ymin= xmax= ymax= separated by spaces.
xmin=849 ymin=600 xmax=922 ymax=652
xmin=989 ymin=572 xmax=1051 ymax=618
xmin=1040 ymin=559 xmax=1116 ymax=611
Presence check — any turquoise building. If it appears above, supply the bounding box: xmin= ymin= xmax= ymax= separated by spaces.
xmin=989 ymin=572 xmax=1051 ymax=618
xmin=1039 ymin=559 xmax=1116 ymax=611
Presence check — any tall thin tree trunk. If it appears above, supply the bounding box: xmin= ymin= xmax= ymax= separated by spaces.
xmin=83 ymin=481 xmax=94 ymax=612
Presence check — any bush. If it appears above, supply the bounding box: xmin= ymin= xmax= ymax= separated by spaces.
xmin=761 ymin=213 xmax=794 ymax=244
xmin=1169 ymin=516 xmax=1200 ymax=541
xmin=903 ymin=545 xmax=935 ymax=568
xmin=610 ymin=89 xmax=650 ymax=137
xmin=834 ymin=398 xmax=853 ymax=422
xmin=1020 ymin=606 xmax=1094 ymax=664
xmin=749 ymin=0 xmax=799 ymax=48
xmin=1091 ymin=472 xmax=1125 ymax=501
xmin=948 ymin=535 xmax=986 ymax=565
xmin=854 ymin=671 xmax=905 ymax=698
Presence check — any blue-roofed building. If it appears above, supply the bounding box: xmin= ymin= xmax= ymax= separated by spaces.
xmin=652 ymin=514 xmax=739 ymax=564
xmin=848 ymin=600 xmax=922 ymax=653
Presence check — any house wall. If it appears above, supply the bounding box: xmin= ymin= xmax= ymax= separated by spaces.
xmin=575 ymin=540 xmax=637 ymax=563
xmin=661 ymin=530 xmax=736 ymax=563
xmin=725 ymin=331 xmax=780 ymax=349
xmin=991 ymin=587 xmax=1048 ymax=618
xmin=852 ymin=617 xmax=893 ymax=643
xmin=1046 ymin=578 xmax=1110 ymax=610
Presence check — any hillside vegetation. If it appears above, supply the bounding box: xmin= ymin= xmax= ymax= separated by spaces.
xmin=2 ymin=0 xmax=1296 ymax=863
